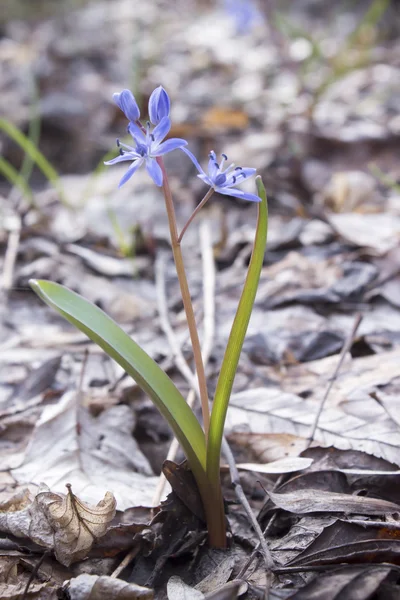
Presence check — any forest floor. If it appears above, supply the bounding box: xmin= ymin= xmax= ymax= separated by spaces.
xmin=1 ymin=1 xmax=400 ymax=598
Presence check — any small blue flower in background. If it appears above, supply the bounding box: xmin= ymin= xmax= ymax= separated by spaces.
xmin=148 ymin=86 xmax=170 ymax=125
xmin=106 ymin=88 xmax=187 ymax=187
xmin=183 ymin=148 xmax=260 ymax=202
xmin=223 ymin=0 xmax=262 ymax=34
xmin=113 ymin=89 xmax=140 ymax=123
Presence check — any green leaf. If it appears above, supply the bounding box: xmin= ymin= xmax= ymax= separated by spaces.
xmin=29 ymin=280 xmax=207 ymax=479
xmin=207 ymin=177 xmax=268 ymax=483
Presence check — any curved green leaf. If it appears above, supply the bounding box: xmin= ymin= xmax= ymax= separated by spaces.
xmin=207 ymin=177 xmax=268 ymax=483
xmin=29 ymin=279 xmax=207 ymax=479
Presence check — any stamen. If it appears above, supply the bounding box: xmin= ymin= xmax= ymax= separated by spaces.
xmin=234 ymin=166 xmax=242 ymax=171
xmin=222 ymin=153 xmax=228 ymax=160
xmin=116 ymin=139 xmax=121 ymax=147
xmin=214 ymin=161 xmax=219 ymax=169
xmin=150 ymin=134 xmax=155 ymax=141
xmin=232 ymin=175 xmax=236 ymax=184
xmin=119 ymin=148 xmax=125 ymax=156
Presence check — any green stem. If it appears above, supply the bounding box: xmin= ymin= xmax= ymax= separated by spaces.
xmin=198 ymin=479 xmax=227 ymax=548
xmin=178 ymin=187 xmax=215 ymax=243
xmin=157 ymin=157 xmax=210 ymax=436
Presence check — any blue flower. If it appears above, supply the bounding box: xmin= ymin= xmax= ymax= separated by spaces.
xmin=148 ymin=86 xmax=170 ymax=125
xmin=113 ymin=89 xmax=140 ymax=122
xmin=105 ymin=117 xmax=187 ymax=188
xmin=183 ymin=148 xmax=260 ymax=202
xmin=223 ymin=0 xmax=262 ymax=34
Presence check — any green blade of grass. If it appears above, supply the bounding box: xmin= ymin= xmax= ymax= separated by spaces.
xmin=0 ymin=156 xmax=34 ymax=203
xmin=29 ymin=279 xmax=207 ymax=479
xmin=207 ymin=177 xmax=268 ymax=483
xmin=0 ymin=118 xmax=67 ymax=205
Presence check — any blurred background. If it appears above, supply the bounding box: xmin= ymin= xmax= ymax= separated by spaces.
xmin=0 ymin=0 xmax=399 ymax=247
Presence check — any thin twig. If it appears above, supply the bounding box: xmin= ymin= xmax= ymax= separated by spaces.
xmin=21 ymin=551 xmax=50 ymax=600
xmin=152 ymin=220 xmax=216 ymax=506
xmin=222 ymin=437 xmax=275 ymax=578
xmin=2 ymin=216 xmax=21 ymax=291
xmin=110 ymin=545 xmax=140 ymax=579
xmin=307 ymin=312 xmax=362 ymax=446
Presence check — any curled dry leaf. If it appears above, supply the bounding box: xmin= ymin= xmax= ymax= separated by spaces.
xmin=0 ymin=484 xmax=116 ymax=566
xmin=36 ymin=483 xmax=116 ymax=566
xmin=67 ymin=573 xmax=153 ymax=599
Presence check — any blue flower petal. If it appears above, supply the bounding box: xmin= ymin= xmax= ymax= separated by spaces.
xmin=128 ymin=122 xmax=146 ymax=144
xmin=197 ymin=173 xmax=213 ymax=186
xmin=113 ymin=90 xmax=140 ymax=122
xmin=104 ymin=153 xmax=138 ymax=166
xmin=153 ymin=138 xmax=187 ymax=156
xmin=181 ymin=147 xmax=207 ymax=177
xmin=225 ymin=167 xmax=256 ymax=186
xmin=216 ymin=187 xmax=261 ymax=202
xmin=152 ymin=116 xmax=171 ymax=145
xmin=208 ymin=152 xmax=219 ymax=180
xmin=148 ymin=86 xmax=171 ymax=125
xmin=118 ymin=159 xmax=144 ymax=188
xmin=146 ymin=158 xmax=163 ymax=186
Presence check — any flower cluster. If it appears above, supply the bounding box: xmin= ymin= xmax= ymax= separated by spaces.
xmin=106 ymin=87 xmax=187 ymax=187
xmin=107 ymin=86 xmax=259 ymax=202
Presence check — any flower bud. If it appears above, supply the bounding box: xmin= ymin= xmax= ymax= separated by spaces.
xmin=113 ymin=89 xmax=140 ymax=122
xmin=148 ymin=86 xmax=170 ymax=125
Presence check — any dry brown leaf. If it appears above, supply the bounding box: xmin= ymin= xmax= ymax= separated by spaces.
xmin=0 ymin=484 xmax=116 ymax=566
xmin=225 ymin=387 xmax=400 ymax=465
xmin=269 ymin=489 xmax=400 ymax=515
xmin=67 ymin=573 xmax=153 ymax=599
xmin=228 ymin=432 xmax=310 ymax=463
xmin=12 ymin=391 xmax=157 ymax=510
xmin=36 ymin=484 xmax=116 ymax=566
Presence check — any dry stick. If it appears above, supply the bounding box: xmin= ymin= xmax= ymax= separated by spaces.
xmin=158 ymin=157 xmax=210 ymax=436
xmin=221 ymin=438 xmax=275 ymax=580
xmin=2 ymin=216 xmax=21 ymax=291
xmin=21 ymin=550 xmax=50 ymax=600
xmin=307 ymin=312 xmax=363 ymax=447
xmin=110 ymin=545 xmax=140 ymax=579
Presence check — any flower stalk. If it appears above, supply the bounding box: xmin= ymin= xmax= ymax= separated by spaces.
xmin=178 ymin=187 xmax=215 ymax=243
xmin=157 ymin=157 xmax=210 ymax=436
